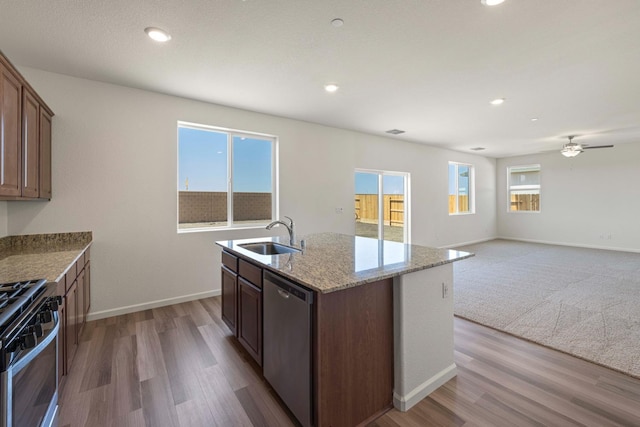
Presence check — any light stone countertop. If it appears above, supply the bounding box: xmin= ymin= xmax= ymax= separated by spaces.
xmin=0 ymin=232 xmax=92 ymax=283
xmin=216 ymin=232 xmax=473 ymax=294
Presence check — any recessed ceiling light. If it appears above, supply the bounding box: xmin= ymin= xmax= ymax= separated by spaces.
xmin=490 ymin=98 xmax=505 ymax=105
xmin=481 ymin=0 xmax=505 ymax=6
xmin=324 ymin=83 xmax=339 ymax=93
xmin=145 ymin=27 xmax=172 ymax=43
xmin=331 ymin=18 xmax=344 ymax=28
xmin=531 ymin=118 xmax=539 ymax=122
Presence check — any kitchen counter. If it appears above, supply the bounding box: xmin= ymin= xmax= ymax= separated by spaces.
xmin=217 ymin=232 xmax=476 ymax=419
xmin=0 ymin=232 xmax=92 ymax=283
xmin=216 ymin=232 xmax=473 ymax=293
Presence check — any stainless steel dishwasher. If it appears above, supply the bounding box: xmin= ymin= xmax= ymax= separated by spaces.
xmin=263 ymin=271 xmax=314 ymax=427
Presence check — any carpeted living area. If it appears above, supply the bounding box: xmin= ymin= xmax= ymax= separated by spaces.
xmin=453 ymin=239 xmax=640 ymax=379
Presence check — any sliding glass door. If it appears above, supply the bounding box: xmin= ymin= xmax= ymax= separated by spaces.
xmin=355 ymin=170 xmax=409 ymax=243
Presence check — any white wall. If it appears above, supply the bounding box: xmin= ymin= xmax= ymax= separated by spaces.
xmin=497 ymin=142 xmax=640 ymax=252
xmin=8 ymin=68 xmax=496 ymax=318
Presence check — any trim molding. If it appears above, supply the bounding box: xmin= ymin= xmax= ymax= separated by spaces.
xmin=497 ymin=236 xmax=640 ymax=254
xmin=393 ymin=364 xmax=458 ymax=412
xmin=439 ymin=236 xmax=496 ymax=249
xmin=87 ymin=289 xmax=221 ymax=321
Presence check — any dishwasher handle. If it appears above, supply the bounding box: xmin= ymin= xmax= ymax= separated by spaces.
xmin=277 ymin=289 xmax=290 ymax=299
xmin=264 ymin=271 xmax=314 ymax=304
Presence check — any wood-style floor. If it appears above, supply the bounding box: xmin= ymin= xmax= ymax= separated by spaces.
xmin=59 ymin=297 xmax=640 ymax=427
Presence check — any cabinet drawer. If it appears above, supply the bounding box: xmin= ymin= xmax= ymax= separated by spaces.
xmin=239 ymin=259 xmax=262 ymax=289
xmin=222 ymin=251 xmax=238 ymax=272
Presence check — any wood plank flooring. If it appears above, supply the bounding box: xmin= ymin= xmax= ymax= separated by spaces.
xmin=59 ymin=297 xmax=640 ymax=426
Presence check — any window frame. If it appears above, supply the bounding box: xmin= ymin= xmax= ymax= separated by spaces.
xmin=177 ymin=121 xmax=279 ymax=233
xmin=448 ymin=161 xmax=475 ymax=216
xmin=507 ymin=164 xmax=541 ymax=213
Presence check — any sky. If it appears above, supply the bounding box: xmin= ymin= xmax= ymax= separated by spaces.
xmin=448 ymin=163 xmax=469 ymax=196
xmin=178 ymin=126 xmax=272 ymax=192
xmin=355 ymin=172 xmax=405 ymax=195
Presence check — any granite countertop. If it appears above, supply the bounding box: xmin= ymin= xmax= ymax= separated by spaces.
xmin=216 ymin=232 xmax=473 ymax=293
xmin=0 ymin=232 xmax=93 ymax=283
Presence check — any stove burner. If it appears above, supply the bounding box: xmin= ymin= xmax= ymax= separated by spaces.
xmin=0 ymin=279 xmax=48 ymax=335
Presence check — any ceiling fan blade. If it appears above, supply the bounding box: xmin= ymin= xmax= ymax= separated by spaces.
xmin=583 ymin=145 xmax=614 ymax=150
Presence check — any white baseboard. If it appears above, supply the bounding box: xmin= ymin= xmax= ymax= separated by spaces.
xmin=497 ymin=236 xmax=640 ymax=253
xmin=87 ymin=289 xmax=221 ymax=321
xmin=393 ymin=364 xmax=458 ymax=412
xmin=439 ymin=236 xmax=497 ymax=249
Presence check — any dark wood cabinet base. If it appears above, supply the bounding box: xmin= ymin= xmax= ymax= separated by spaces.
xmin=314 ymin=278 xmax=394 ymax=427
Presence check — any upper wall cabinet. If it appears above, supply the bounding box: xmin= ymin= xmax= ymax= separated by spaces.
xmin=0 ymin=50 xmax=54 ymax=201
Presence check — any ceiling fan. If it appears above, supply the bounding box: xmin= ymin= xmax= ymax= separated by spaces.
xmin=560 ymin=135 xmax=614 ymax=158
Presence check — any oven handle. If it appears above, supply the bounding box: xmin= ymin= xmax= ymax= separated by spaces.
xmin=10 ymin=312 xmax=59 ymax=374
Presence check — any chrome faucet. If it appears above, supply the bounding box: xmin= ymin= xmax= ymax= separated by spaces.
xmin=266 ymin=216 xmax=295 ymax=245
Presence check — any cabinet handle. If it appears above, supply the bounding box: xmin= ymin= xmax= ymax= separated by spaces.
xmin=277 ymin=289 xmax=290 ymax=299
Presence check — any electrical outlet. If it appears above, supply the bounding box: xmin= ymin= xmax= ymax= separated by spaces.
xmin=442 ymin=282 xmax=449 ymax=299
xmin=335 ymin=207 xmax=343 ymax=214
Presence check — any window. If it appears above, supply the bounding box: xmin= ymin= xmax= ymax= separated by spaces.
xmin=354 ymin=169 xmax=410 ymax=243
xmin=508 ymin=164 xmax=540 ymax=212
xmin=177 ymin=122 xmax=277 ymax=231
xmin=448 ymin=162 xmax=474 ymax=215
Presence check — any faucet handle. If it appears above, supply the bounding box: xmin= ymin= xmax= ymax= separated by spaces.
xmin=284 ymin=216 xmax=294 ymax=227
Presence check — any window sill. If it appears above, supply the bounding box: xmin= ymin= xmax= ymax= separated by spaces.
xmin=449 ymin=212 xmax=476 ymax=216
xmin=177 ymin=223 xmax=271 ymax=234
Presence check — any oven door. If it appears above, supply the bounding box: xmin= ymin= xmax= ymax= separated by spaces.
xmin=1 ymin=312 xmax=59 ymax=427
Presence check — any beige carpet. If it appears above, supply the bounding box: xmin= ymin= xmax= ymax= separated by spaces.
xmin=453 ymin=239 xmax=640 ymax=378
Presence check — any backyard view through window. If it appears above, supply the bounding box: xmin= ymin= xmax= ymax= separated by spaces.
xmin=355 ymin=170 xmax=409 ymax=243
xmin=508 ymin=164 xmax=540 ymax=212
xmin=177 ymin=122 xmax=276 ymax=231
xmin=448 ymin=162 xmax=474 ymax=214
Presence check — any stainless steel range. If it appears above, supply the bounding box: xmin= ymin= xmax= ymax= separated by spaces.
xmin=0 ymin=279 xmax=60 ymax=427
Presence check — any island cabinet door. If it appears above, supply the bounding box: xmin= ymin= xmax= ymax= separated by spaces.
xmin=238 ymin=277 xmax=262 ymax=366
xmin=314 ymin=278 xmax=394 ymax=427
xmin=221 ymin=266 xmax=238 ymax=335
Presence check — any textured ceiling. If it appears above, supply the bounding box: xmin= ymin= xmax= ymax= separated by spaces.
xmin=1 ymin=0 xmax=639 ymax=157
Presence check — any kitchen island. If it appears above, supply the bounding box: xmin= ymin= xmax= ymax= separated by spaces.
xmin=216 ymin=232 xmax=472 ymax=427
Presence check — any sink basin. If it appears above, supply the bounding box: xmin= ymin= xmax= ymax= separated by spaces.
xmin=239 ymin=242 xmax=302 ymax=255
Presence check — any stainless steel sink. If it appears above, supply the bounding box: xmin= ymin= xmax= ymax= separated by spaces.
xmin=239 ymin=242 xmax=302 ymax=255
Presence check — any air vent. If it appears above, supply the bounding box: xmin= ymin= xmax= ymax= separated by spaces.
xmin=386 ymin=129 xmax=405 ymax=135
xmin=470 ymin=147 xmax=486 ymax=151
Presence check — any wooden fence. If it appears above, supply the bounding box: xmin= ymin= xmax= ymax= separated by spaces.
xmin=355 ymin=194 xmax=404 ymax=226
xmin=448 ymin=195 xmax=470 ymax=214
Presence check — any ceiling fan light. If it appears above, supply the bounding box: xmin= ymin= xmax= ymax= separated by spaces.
xmin=561 ymin=144 xmax=583 ymax=157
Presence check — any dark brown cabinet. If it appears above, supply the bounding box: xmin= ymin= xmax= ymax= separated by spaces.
xmin=64 ymin=278 xmax=78 ymax=373
xmin=22 ymin=89 xmax=39 ymax=197
xmin=221 ymin=266 xmax=238 ymax=335
xmin=57 ymin=295 xmax=66 ymax=384
xmin=221 ymin=251 xmax=263 ymax=366
xmin=58 ymin=247 xmax=91 ymax=378
xmin=238 ymin=277 xmax=262 ymax=365
xmin=39 ymin=108 xmax=52 ymax=199
xmin=0 ymin=61 xmax=22 ymax=197
xmin=0 ymin=50 xmax=53 ymax=200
